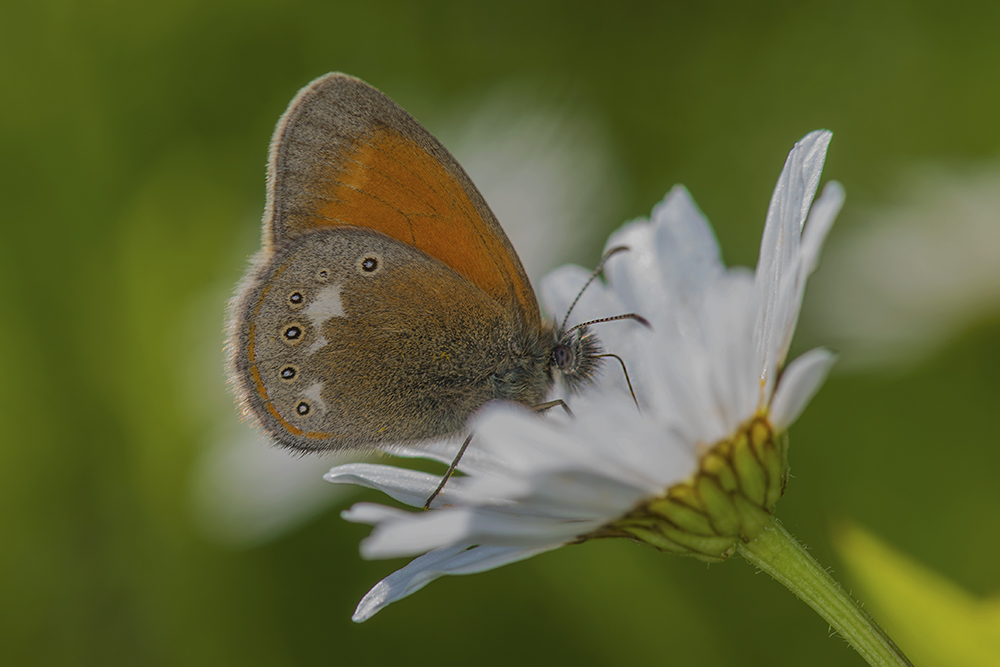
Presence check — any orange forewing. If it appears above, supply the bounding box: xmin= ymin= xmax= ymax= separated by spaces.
xmin=265 ymin=74 xmax=540 ymax=328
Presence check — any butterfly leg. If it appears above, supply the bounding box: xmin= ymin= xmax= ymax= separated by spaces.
xmin=422 ymin=398 xmax=574 ymax=509
xmin=423 ymin=433 xmax=474 ymax=510
xmin=533 ymin=399 xmax=573 ymax=417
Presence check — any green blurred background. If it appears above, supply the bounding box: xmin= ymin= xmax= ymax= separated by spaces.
xmin=3 ymin=1 xmax=998 ymax=665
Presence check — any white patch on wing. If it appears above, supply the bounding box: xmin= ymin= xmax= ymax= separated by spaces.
xmin=302 ymin=381 xmax=327 ymax=415
xmin=307 ymin=335 xmax=328 ymax=356
xmin=305 ymin=284 xmax=345 ymax=325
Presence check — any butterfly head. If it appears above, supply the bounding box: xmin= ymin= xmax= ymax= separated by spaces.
xmin=550 ymin=323 xmax=602 ymax=392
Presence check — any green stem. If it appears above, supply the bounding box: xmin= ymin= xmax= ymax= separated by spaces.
xmin=737 ymin=515 xmax=912 ymax=667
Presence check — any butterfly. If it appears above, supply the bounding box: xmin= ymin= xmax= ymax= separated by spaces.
xmin=228 ymin=73 xmax=638 ymax=466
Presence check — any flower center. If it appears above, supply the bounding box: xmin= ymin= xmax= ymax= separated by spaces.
xmin=590 ymin=415 xmax=788 ymax=562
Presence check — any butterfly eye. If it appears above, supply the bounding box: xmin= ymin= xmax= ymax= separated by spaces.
xmin=553 ymin=344 xmax=575 ymax=370
xmin=356 ymin=252 xmax=383 ymax=276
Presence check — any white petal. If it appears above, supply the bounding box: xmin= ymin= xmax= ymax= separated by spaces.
xmin=360 ymin=503 xmax=602 ymax=558
xmin=769 ymin=348 xmax=837 ymax=430
xmin=761 ymin=131 xmax=832 ymax=254
xmin=352 ymin=543 xmax=558 ymax=622
xmin=602 ymin=218 xmax=663 ymax=318
xmin=768 ymin=181 xmax=846 ymax=367
xmin=648 ymin=186 xmax=724 ymax=307
xmin=755 ymin=131 xmax=832 ymax=395
xmin=383 ymin=439 xmax=461 ymax=466
xmin=379 ymin=426 xmax=515 ymax=477
xmin=800 ymin=181 xmax=845 ymax=276
xmin=699 ymin=272 xmax=759 ymax=432
xmin=341 ymin=502 xmax=412 ymax=525
xmin=470 ymin=468 xmax=648 ymax=519
xmin=360 ymin=508 xmax=479 ymax=557
xmin=598 ymin=188 xmax=720 ymax=334
xmin=325 ymin=463 xmax=474 ymax=508
xmin=471 ymin=402 xmax=693 ymax=494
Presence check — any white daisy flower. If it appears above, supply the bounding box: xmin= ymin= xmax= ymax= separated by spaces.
xmin=326 ymin=130 xmax=844 ymax=623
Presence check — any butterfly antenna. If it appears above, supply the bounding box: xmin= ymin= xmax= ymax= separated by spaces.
xmin=563 ymin=312 xmax=650 ymax=338
xmin=595 ymin=353 xmax=640 ymax=411
xmin=560 ymin=246 xmax=630 ymax=332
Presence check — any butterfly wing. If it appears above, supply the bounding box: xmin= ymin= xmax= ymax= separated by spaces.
xmin=235 ymin=227 xmax=514 ymax=451
xmin=264 ymin=73 xmax=541 ymax=329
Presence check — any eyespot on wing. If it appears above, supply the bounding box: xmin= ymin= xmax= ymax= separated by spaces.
xmin=230 ymin=227 xmax=518 ymax=452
